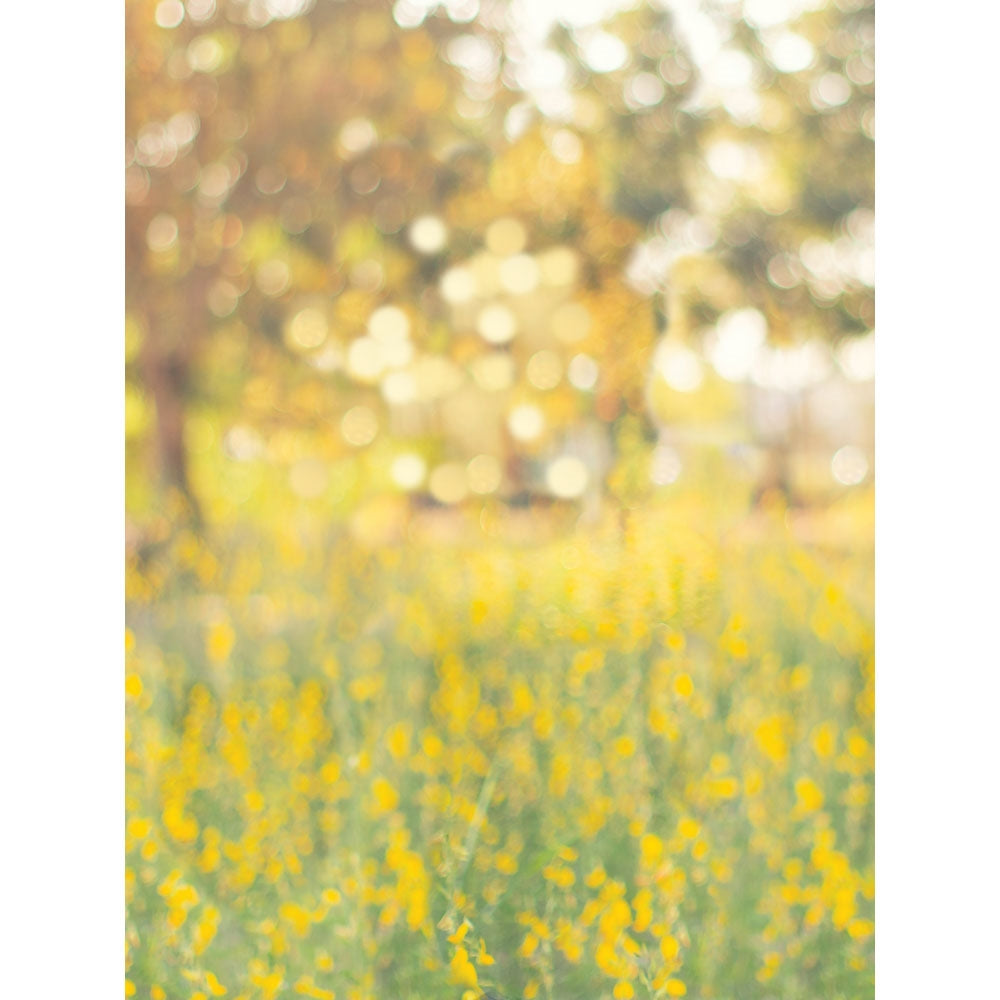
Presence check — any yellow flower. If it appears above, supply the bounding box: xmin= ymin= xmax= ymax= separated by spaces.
xmin=206 ymin=621 xmax=236 ymax=663
xmin=320 ymin=757 xmax=341 ymax=784
xmin=640 ymin=833 xmax=663 ymax=865
xmin=477 ymin=938 xmax=496 ymax=966
xmin=665 ymin=978 xmax=688 ymax=996
xmin=595 ymin=940 xmax=627 ymax=977
xmin=421 ymin=730 xmax=444 ymax=757
xmin=126 ymin=816 xmax=151 ymax=840
xmin=205 ymin=971 xmax=228 ymax=996
xmin=677 ymin=817 xmax=700 ymax=840
xmin=295 ymin=976 xmax=335 ymax=999
xmin=385 ymin=722 xmax=410 ymax=759
xmin=371 ymin=777 xmax=399 ymax=814
xmin=707 ymin=776 xmax=739 ymax=798
xmin=660 ymin=935 xmax=680 ymax=961
xmin=448 ymin=947 xmax=478 ymax=987
xmin=613 ymin=982 xmax=634 ymax=999
xmin=193 ymin=906 xmax=220 ymax=954
xmin=848 ymin=918 xmax=874 ymax=938
xmin=755 ymin=717 xmax=788 ymax=763
xmin=495 ymin=851 xmax=518 ymax=874
xmin=795 ymin=777 xmax=824 ymax=812
xmin=348 ymin=676 xmax=383 ymax=702
xmin=279 ymin=901 xmax=312 ymax=937
xmin=447 ymin=921 xmax=470 ymax=944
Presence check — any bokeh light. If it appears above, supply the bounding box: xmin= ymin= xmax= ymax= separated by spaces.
xmin=831 ymin=444 xmax=869 ymax=485
xmin=706 ymin=308 xmax=768 ymax=382
xmin=546 ymin=454 xmax=590 ymax=498
xmin=650 ymin=443 xmax=683 ymax=485
xmin=428 ymin=462 xmax=469 ymax=504
xmin=467 ymin=453 xmax=503 ymax=494
xmin=285 ymin=307 xmax=328 ymax=351
xmin=408 ymin=215 xmax=449 ymax=254
xmin=567 ymin=353 xmax=599 ymax=390
xmin=477 ymin=303 xmax=518 ymax=344
xmin=485 ymin=218 xmax=528 ymax=256
xmin=338 ymin=118 xmax=377 ymax=156
xmin=346 ymin=338 xmax=386 ymax=383
xmin=390 ymin=452 xmax=427 ymax=490
xmin=341 ymin=405 xmax=379 ymax=447
xmin=126 ymin=0 xmax=874 ymax=994
xmin=654 ymin=340 xmax=704 ymax=393
xmin=526 ymin=349 xmax=563 ymax=390
xmin=145 ymin=214 xmax=178 ymax=252
xmin=440 ymin=266 xmax=478 ymax=304
xmin=507 ymin=403 xmax=545 ymax=441
xmin=154 ymin=0 xmax=184 ymax=29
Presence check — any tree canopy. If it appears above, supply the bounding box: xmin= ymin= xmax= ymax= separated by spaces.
xmin=126 ymin=0 xmax=873 ymax=532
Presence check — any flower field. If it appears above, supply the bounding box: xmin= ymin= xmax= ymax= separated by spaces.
xmin=124 ymin=0 xmax=875 ymax=990
xmin=125 ymin=496 xmax=873 ymax=1000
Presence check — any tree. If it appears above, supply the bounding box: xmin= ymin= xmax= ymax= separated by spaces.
xmin=126 ymin=0 xmax=874 ymax=527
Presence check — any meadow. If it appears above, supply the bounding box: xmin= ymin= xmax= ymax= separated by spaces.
xmin=125 ymin=1 xmax=874 ymax=992
xmin=124 ymin=492 xmax=873 ymax=1000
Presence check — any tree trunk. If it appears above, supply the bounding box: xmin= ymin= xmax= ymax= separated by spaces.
xmin=136 ymin=294 xmax=202 ymax=526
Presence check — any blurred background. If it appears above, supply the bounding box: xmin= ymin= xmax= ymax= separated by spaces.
xmin=125 ymin=0 xmax=873 ymax=549
xmin=125 ymin=3 xmax=874 ymax=996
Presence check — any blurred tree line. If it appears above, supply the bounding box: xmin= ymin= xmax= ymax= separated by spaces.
xmin=125 ymin=0 xmax=873 ymax=530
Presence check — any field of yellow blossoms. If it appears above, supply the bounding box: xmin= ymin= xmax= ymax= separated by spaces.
xmin=125 ymin=494 xmax=873 ymax=1000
